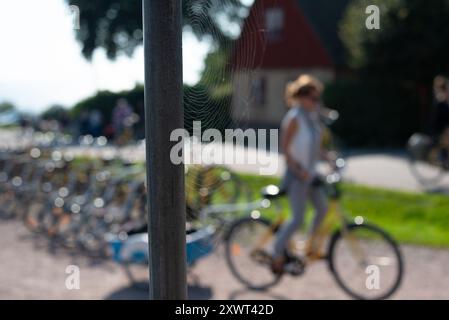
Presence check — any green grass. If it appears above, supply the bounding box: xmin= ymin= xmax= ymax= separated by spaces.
xmin=238 ymin=174 xmax=449 ymax=248
xmin=0 ymin=124 xmax=18 ymax=129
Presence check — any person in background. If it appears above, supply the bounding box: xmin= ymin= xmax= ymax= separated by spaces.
xmin=271 ymin=75 xmax=332 ymax=274
xmin=78 ymin=110 xmax=90 ymax=137
xmin=430 ymin=75 xmax=449 ymax=167
xmin=431 ymin=76 xmax=449 ymax=136
xmin=104 ymin=123 xmax=115 ymax=141
xmin=88 ymin=109 xmax=103 ymax=137
xmin=112 ymin=99 xmax=133 ymax=144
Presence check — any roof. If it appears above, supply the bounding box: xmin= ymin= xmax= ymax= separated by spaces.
xmin=232 ymin=0 xmax=350 ymax=70
xmin=295 ymin=0 xmax=350 ymax=66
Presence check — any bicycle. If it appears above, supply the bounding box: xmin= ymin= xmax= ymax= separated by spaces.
xmin=185 ymin=165 xmax=253 ymax=221
xmin=224 ymin=159 xmax=404 ymax=300
xmin=34 ymin=160 xmax=146 ymax=255
xmin=407 ymin=132 xmax=449 ymax=186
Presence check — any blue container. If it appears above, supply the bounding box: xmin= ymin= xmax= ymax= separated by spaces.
xmin=109 ymin=226 xmax=216 ymax=266
xmin=186 ymin=226 xmax=215 ymax=266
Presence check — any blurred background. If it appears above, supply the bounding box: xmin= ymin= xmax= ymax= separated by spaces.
xmin=1 ymin=0 xmax=449 ymax=300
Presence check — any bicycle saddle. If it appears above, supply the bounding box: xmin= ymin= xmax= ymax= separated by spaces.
xmin=261 ymin=185 xmax=286 ymax=200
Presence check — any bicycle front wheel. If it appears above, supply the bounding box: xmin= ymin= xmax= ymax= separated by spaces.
xmin=328 ymin=223 xmax=403 ymax=300
xmin=225 ymin=217 xmax=282 ymax=290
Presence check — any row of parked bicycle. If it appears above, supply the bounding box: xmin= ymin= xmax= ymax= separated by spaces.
xmin=0 ymin=133 xmax=247 ymax=258
xmin=0 ymin=148 xmax=147 ymax=255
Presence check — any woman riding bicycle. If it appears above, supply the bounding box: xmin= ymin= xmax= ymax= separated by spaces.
xmin=271 ymin=75 xmax=331 ymax=274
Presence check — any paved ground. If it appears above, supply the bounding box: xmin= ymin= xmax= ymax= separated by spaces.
xmin=220 ymin=148 xmax=449 ymax=193
xmin=5 ymin=127 xmax=448 ymax=192
xmin=1 ymin=220 xmax=449 ymax=300
xmin=344 ymin=152 xmax=449 ymax=193
xmin=63 ymin=140 xmax=449 ymax=193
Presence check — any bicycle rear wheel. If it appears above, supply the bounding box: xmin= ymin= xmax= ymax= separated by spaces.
xmin=225 ymin=217 xmax=282 ymax=290
xmin=328 ymin=223 xmax=403 ymax=300
xmin=408 ymin=140 xmax=444 ymax=186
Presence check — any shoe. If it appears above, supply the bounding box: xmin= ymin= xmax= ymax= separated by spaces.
xmin=270 ymin=256 xmax=285 ymax=275
xmin=305 ymin=238 xmax=327 ymax=260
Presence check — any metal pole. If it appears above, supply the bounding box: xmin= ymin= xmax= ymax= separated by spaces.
xmin=142 ymin=0 xmax=187 ymax=300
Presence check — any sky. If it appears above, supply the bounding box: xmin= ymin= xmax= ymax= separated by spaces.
xmin=0 ymin=0 xmax=211 ymax=114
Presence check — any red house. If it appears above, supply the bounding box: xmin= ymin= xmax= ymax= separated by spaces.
xmin=231 ymin=0 xmax=350 ymax=127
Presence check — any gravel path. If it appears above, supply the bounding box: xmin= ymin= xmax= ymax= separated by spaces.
xmin=1 ymin=221 xmax=448 ymax=300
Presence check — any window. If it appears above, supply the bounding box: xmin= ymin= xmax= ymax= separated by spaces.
xmin=265 ymin=7 xmax=284 ymax=42
xmin=251 ymin=77 xmax=267 ymax=107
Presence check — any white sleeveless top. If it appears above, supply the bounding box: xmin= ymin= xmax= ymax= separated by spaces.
xmin=282 ymin=106 xmax=322 ymax=173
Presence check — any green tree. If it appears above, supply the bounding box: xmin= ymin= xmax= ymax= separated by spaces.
xmin=340 ymin=0 xmax=449 ymax=83
xmin=66 ymin=0 xmax=249 ymax=59
xmin=199 ymin=48 xmax=232 ymax=98
xmin=0 ymin=101 xmax=16 ymax=114
xmin=340 ymin=0 xmax=449 ymax=132
xmin=71 ymin=85 xmax=146 ymax=138
xmin=41 ymin=105 xmax=70 ymax=121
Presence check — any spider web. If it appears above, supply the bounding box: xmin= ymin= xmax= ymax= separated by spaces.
xmin=183 ymin=0 xmax=277 ymax=212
